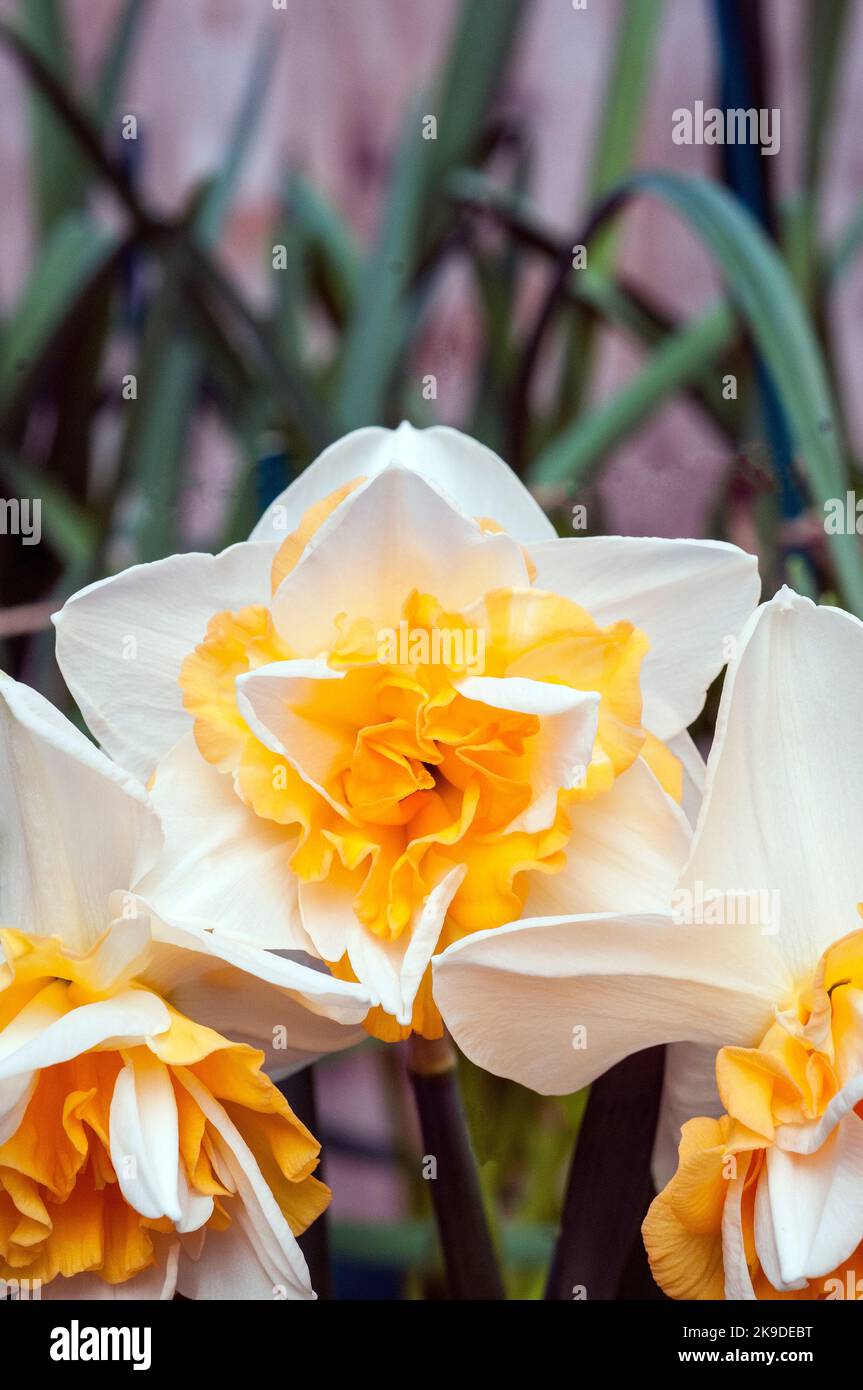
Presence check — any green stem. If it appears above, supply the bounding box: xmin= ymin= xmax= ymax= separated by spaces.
xmin=407 ymin=1034 xmax=504 ymax=1300
xmin=545 ymin=1046 xmax=665 ymax=1301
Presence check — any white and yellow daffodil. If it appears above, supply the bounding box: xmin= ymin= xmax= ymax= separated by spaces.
xmin=434 ymin=588 xmax=863 ymax=1300
xmin=54 ymin=422 xmax=758 ymax=1041
xmin=0 ymin=672 xmax=369 ymax=1299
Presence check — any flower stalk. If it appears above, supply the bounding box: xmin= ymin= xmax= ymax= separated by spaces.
xmin=407 ymin=1033 xmax=505 ymax=1300
xmin=544 ymin=1045 xmax=665 ymax=1300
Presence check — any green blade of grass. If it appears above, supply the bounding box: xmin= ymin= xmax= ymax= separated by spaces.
xmin=15 ymin=0 xmax=88 ymax=233
xmin=529 ymin=301 xmax=735 ymax=489
xmin=0 ymin=213 xmax=121 ymax=421
xmin=333 ymin=0 xmax=527 ymax=431
xmin=93 ymin=0 xmax=147 ymax=128
xmin=552 ymin=171 xmax=863 ymax=614
xmin=552 ymin=0 xmax=665 ymax=429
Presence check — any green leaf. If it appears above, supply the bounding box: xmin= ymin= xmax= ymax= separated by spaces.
xmin=585 ymin=0 xmax=665 ymax=269
xmin=15 ymin=0 xmax=89 ymax=234
xmin=623 ymin=172 xmax=863 ymax=614
xmin=552 ymin=0 xmax=664 ymax=427
xmin=93 ymin=0 xmax=146 ymax=128
xmin=0 ymin=213 xmax=120 ymax=419
xmin=277 ymin=172 xmax=362 ymax=333
xmin=334 ymin=0 xmax=527 ymax=430
xmin=332 ymin=98 xmax=436 ymax=432
xmin=529 ymin=301 xmax=736 ymax=489
xmin=427 ymin=0 xmax=526 ymax=190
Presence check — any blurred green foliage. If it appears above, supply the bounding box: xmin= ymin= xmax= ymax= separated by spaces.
xmin=2 ymin=0 xmax=863 ymax=1295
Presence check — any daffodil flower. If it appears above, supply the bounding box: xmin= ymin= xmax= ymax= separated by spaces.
xmin=55 ymin=423 xmax=758 ymax=1041
xmin=435 ymin=588 xmax=863 ymax=1300
xmin=0 ymin=673 xmax=368 ymax=1298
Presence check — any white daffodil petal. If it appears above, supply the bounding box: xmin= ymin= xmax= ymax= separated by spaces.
xmin=269 ymin=465 xmax=528 ymax=656
xmin=176 ymin=1159 xmax=214 ymax=1234
xmin=53 ymin=541 xmax=278 ymax=780
xmin=0 ymin=673 xmax=162 ymax=950
xmin=522 ymin=758 xmax=691 ymax=918
xmin=0 ymin=1072 xmax=37 ymax=1146
xmin=721 ymin=1165 xmax=757 ymax=1300
xmin=109 ymin=1051 xmax=182 ymax=1223
xmin=236 ymin=660 xmax=350 ymax=814
xmin=434 ymin=912 xmax=779 ymax=1095
xmin=178 ymin=1218 xmax=287 ymax=1300
xmin=140 ymin=902 xmax=369 ymax=1028
xmin=665 ymin=729 xmax=707 ymax=828
xmin=158 ymin=966 xmax=365 ymax=1082
xmin=251 ymin=421 xmax=556 ymax=544
xmin=0 ymin=986 xmax=170 ymax=1081
xmin=530 ymin=535 xmax=759 ymax=739
xmin=774 ymin=1071 xmax=863 ymax=1155
xmin=653 ymin=1041 xmax=722 ymax=1192
xmin=80 ymin=914 xmax=154 ymax=993
xmin=137 ymin=733 xmax=312 ymax=952
xmin=756 ymin=1113 xmax=863 ymax=1286
xmin=681 ymin=589 xmax=863 ymax=983
xmin=328 ymin=865 xmax=464 ymax=1025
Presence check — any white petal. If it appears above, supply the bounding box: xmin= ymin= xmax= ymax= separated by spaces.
xmin=177 ymin=1220 xmax=287 ymax=1301
xmin=0 ymin=673 xmax=162 ymax=950
xmin=53 ymin=541 xmax=278 ymax=780
xmin=433 ymin=911 xmax=780 ymax=1095
xmin=304 ymin=864 xmax=465 ymax=1024
xmin=666 ymin=728 xmax=707 ymax=828
xmin=682 ymin=589 xmax=863 ymax=983
xmin=522 ymin=757 xmax=691 ymax=918
xmin=236 ymin=660 xmax=350 ymax=816
xmin=139 ymin=901 xmax=370 ymax=1029
xmin=755 ymin=1112 xmax=863 ymax=1286
xmin=0 ymin=1073 xmax=37 ymax=1145
xmin=269 ymin=464 xmax=529 ymax=656
xmin=455 ymin=675 xmax=600 ymax=832
xmin=0 ymin=985 xmax=170 ymax=1082
xmin=530 ymin=535 xmax=760 ymax=739
xmin=175 ymin=1067 xmax=315 ymax=1299
xmin=158 ymin=967 xmax=365 ymax=1082
xmin=652 ymin=1041 xmax=722 ymax=1191
xmin=774 ymin=1070 xmax=863 ymax=1154
xmin=176 ymin=1161 xmax=214 ymax=1234
xmin=721 ymin=1165 xmax=757 ymax=1300
xmin=109 ymin=1051 xmax=182 ymax=1223
xmin=137 ymin=733 xmax=312 ymax=952
xmin=79 ymin=914 xmax=154 ymax=993
xmin=251 ymin=422 xmax=556 ymax=544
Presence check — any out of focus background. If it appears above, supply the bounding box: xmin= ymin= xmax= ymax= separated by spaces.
xmin=1 ymin=0 xmax=862 ymax=1297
